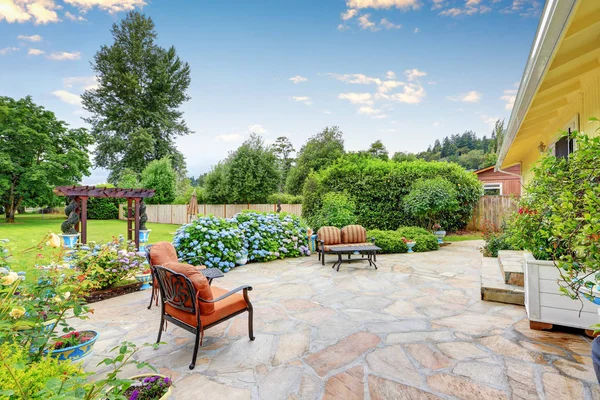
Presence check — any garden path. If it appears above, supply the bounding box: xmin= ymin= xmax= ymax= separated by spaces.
xmin=76 ymin=241 xmax=600 ymax=399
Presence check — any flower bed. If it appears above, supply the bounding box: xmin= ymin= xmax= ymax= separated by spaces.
xmin=174 ymin=211 xmax=310 ymax=272
xmin=70 ymin=237 xmax=146 ymax=290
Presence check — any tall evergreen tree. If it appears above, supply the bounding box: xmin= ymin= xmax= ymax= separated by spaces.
xmin=272 ymin=136 xmax=295 ymax=191
xmin=82 ymin=11 xmax=192 ymax=183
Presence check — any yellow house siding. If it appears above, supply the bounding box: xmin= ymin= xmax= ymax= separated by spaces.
xmin=582 ymin=74 xmax=600 ymax=134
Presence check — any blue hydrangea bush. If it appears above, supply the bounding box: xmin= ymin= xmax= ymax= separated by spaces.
xmin=232 ymin=211 xmax=310 ymax=262
xmin=173 ymin=212 xmax=310 ymax=272
xmin=173 ymin=216 xmax=244 ymax=272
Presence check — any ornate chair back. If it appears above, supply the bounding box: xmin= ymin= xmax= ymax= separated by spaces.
xmin=153 ymin=265 xmax=197 ymax=315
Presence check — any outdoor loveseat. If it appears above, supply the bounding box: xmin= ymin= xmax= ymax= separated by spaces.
xmin=316 ymin=225 xmax=375 ymax=266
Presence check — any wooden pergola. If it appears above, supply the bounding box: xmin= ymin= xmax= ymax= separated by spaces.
xmin=53 ymin=186 xmax=155 ymax=249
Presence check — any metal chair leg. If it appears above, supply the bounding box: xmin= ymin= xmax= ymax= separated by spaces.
xmin=248 ymin=307 xmax=255 ymax=341
xmin=156 ymin=316 xmax=164 ymax=343
xmin=189 ymin=329 xmax=201 ymax=370
xmin=147 ymin=287 xmax=155 ymax=310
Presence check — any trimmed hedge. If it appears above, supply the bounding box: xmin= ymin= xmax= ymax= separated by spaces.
xmin=397 ymin=227 xmax=439 ymax=252
xmin=266 ymin=193 xmax=303 ymax=204
xmin=86 ymin=197 xmax=119 ymax=220
xmin=303 ymin=156 xmax=482 ymax=232
xmin=368 ymin=230 xmax=408 ymax=254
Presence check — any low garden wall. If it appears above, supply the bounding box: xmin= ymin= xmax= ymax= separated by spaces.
xmin=119 ymin=203 xmax=303 ymax=225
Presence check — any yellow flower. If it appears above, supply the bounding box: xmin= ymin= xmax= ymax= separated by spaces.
xmin=9 ymin=307 xmax=25 ymax=319
xmin=1 ymin=272 xmax=19 ymax=286
xmin=47 ymin=233 xmax=61 ymax=248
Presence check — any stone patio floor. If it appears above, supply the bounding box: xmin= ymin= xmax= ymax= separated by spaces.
xmin=76 ymin=241 xmax=600 ymax=399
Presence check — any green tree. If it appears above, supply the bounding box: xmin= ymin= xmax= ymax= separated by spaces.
xmin=457 ymin=149 xmax=485 ymax=171
xmin=117 ymin=168 xmax=140 ymax=188
xmin=0 ymin=96 xmax=92 ymax=222
xmin=272 ymin=136 xmax=295 ymax=191
xmin=204 ymin=162 xmax=230 ymax=203
xmin=391 ymin=151 xmax=417 ymax=162
xmin=286 ymin=126 xmax=345 ymax=195
xmin=403 ymin=177 xmax=459 ymax=229
xmin=367 ymin=140 xmax=389 ymax=160
xmin=227 ymin=134 xmax=280 ymax=203
xmin=140 ymin=158 xmax=176 ymax=204
xmin=82 ymin=11 xmax=191 ymax=182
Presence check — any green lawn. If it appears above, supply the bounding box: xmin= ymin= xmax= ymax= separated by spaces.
xmin=444 ymin=232 xmax=484 ymax=242
xmin=0 ymin=213 xmax=179 ymax=275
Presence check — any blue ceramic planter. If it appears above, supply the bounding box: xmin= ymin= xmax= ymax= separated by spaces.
xmin=135 ymin=273 xmax=152 ymax=290
xmin=236 ymin=250 xmax=248 ymax=266
xmin=406 ymin=242 xmax=416 ymax=253
xmin=139 ymin=230 xmax=151 ymax=252
xmin=49 ymin=330 xmax=99 ymax=361
xmin=59 ymin=234 xmax=79 ymax=249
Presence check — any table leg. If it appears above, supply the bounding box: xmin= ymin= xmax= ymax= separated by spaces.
xmin=371 ymin=251 xmax=377 ymax=269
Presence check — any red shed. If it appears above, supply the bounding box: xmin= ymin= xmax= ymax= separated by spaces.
xmin=474 ymin=165 xmax=521 ymax=196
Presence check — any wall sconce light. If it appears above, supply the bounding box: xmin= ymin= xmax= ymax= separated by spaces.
xmin=537 ymin=141 xmax=546 ymax=153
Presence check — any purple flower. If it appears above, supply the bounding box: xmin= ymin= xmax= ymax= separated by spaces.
xmin=129 ymin=389 xmax=140 ymax=400
xmin=164 ymin=377 xmax=171 ymax=385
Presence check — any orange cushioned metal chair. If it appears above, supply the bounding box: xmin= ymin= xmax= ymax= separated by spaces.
xmin=153 ymin=264 xmax=255 ymax=370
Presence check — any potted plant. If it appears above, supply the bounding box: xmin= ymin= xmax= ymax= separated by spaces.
xmin=122 ymin=374 xmax=173 ymax=400
xmin=432 ymin=223 xmax=446 ymax=244
xmin=236 ymin=248 xmax=249 ymax=266
xmin=401 ymin=237 xmax=416 ymax=253
xmin=135 ymin=268 xmax=153 ymax=290
xmin=49 ymin=330 xmax=99 ymax=361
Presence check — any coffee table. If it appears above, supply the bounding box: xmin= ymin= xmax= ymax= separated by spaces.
xmin=328 ymin=245 xmax=381 ymax=271
xmin=201 ymin=268 xmax=224 ymax=285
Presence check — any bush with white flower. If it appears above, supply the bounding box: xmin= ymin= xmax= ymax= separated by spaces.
xmin=69 ymin=237 xmax=146 ymax=290
xmin=173 ymin=216 xmax=244 ymax=272
xmin=232 ymin=211 xmax=310 ymax=262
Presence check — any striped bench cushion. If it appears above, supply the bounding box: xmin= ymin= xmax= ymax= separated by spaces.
xmin=341 ymin=225 xmax=367 ymax=244
xmin=317 ymin=226 xmax=342 ymax=245
xmin=323 ymin=242 xmax=372 ymax=252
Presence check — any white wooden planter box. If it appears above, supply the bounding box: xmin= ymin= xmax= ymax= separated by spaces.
xmin=524 ymin=252 xmax=598 ymax=329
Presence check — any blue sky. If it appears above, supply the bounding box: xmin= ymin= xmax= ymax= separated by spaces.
xmin=0 ymin=0 xmax=542 ymax=183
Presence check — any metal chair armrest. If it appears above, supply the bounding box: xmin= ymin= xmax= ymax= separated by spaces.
xmin=197 ymin=285 xmax=253 ymax=303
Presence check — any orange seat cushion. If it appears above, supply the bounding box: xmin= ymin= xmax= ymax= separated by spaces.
xmin=163 ymin=262 xmax=214 ymax=315
xmin=165 ymin=286 xmax=248 ymax=328
xmin=341 ymin=225 xmax=367 ymax=244
xmin=150 ymin=242 xmax=179 ymax=266
xmin=317 ymin=226 xmax=342 ymax=245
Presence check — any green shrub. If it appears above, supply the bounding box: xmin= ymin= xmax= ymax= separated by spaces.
xmin=403 ymin=177 xmax=459 ymax=229
xmin=267 ymin=193 xmax=303 ymax=204
xmin=0 ymin=343 xmax=88 ymax=399
xmin=397 ymin=227 xmax=439 ymax=252
xmin=86 ymin=197 xmax=119 ymax=219
xmin=311 ymin=192 xmax=357 ymax=230
xmin=303 ymin=156 xmax=481 ymax=231
xmin=367 ymin=230 xmax=408 ymax=254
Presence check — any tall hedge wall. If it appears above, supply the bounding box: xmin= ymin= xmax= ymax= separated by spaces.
xmin=302 ymin=156 xmax=482 ymax=231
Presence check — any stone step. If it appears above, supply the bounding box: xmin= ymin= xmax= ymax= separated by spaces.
xmin=481 ymin=256 xmax=524 ymax=306
xmin=498 ymin=250 xmax=526 ymax=287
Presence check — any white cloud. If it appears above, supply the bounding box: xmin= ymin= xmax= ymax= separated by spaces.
xmin=337 ymin=24 xmax=350 ymax=31
xmin=324 ymin=110 xmax=332 ymax=114
xmin=501 ymin=89 xmax=517 ymax=110
xmin=358 ymin=14 xmax=378 ymax=31
xmin=0 ymin=0 xmax=145 ymax=24
xmin=65 ymin=11 xmax=86 ymax=21
xmin=64 ymin=0 xmax=146 ymax=14
xmin=291 ymin=96 xmax=312 ymax=106
xmin=440 ymin=7 xmax=463 ymax=16
xmin=47 ymin=51 xmax=81 ymax=60
xmin=380 ymin=18 xmax=401 ymax=29
xmin=481 ymin=114 xmax=500 ymax=127
xmin=448 ymin=90 xmax=481 ymax=103
xmin=372 ymin=114 xmax=387 ymax=119
xmin=338 ymin=92 xmax=374 ymax=105
xmin=0 ymin=47 xmax=20 ymax=55
xmin=63 ymin=75 xmax=98 ymax=90
xmin=414 ymin=27 xmax=420 ymax=33
xmin=383 ymin=84 xmax=425 ymax=104
xmin=341 ymin=8 xmax=357 ymax=20
xmin=346 ymin=0 xmax=420 ymax=11
xmin=466 ymin=0 xmax=481 ymax=5
xmin=215 ymin=133 xmax=244 ymax=142
xmin=52 ymin=89 xmax=81 ymax=105
xmin=405 ymin=68 xmax=427 ymax=81
xmin=17 ymin=34 xmax=42 ymax=41
xmin=28 ymin=48 xmax=45 ymax=55
xmin=432 ymin=121 xmax=441 ymax=127
xmin=248 ymin=124 xmax=266 ymax=134
xmin=431 ymin=0 xmax=444 ymax=10
xmin=358 ymin=105 xmax=382 ymax=115
xmin=385 ymin=71 xmax=396 ymax=80
xmin=289 ymin=75 xmax=308 ymax=84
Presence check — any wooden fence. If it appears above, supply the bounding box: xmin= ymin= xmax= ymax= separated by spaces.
xmin=119 ymin=203 xmax=303 ymax=225
xmin=466 ymin=195 xmax=520 ymax=231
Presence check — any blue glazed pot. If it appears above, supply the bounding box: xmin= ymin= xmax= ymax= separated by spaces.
xmin=236 ymin=250 xmax=248 ymax=266
xmin=59 ymin=234 xmax=79 ymax=249
xmin=433 ymin=230 xmax=446 ymax=244
xmin=139 ymin=230 xmax=152 ymax=252
xmin=49 ymin=330 xmax=99 ymax=361
xmin=406 ymin=242 xmax=416 ymax=253
xmin=135 ymin=273 xmax=153 ymax=290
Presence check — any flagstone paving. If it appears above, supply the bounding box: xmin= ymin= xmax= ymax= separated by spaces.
xmin=75 ymin=241 xmax=600 ymax=399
